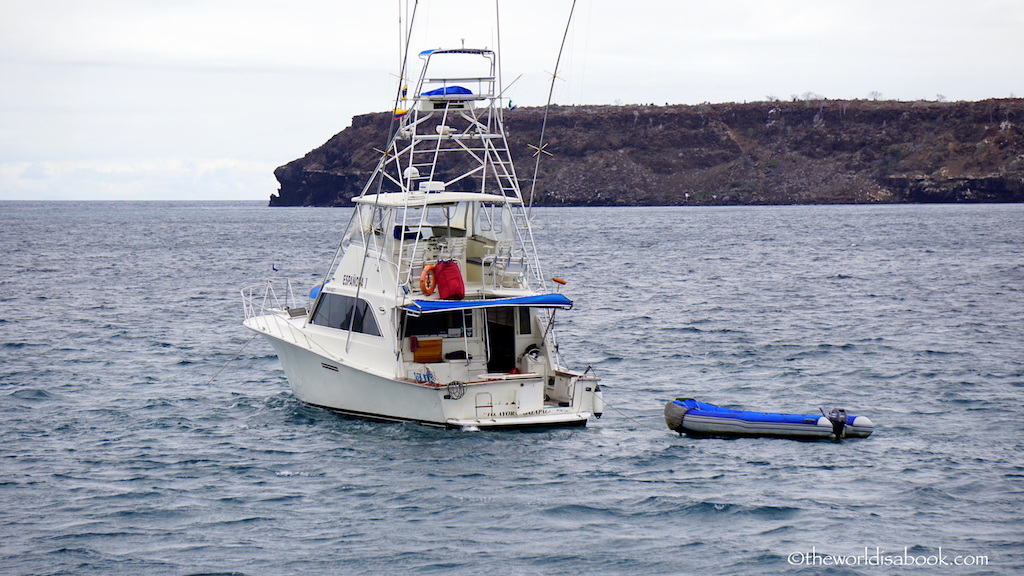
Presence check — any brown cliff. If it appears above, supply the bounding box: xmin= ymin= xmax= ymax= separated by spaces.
xmin=271 ymin=99 xmax=1024 ymax=206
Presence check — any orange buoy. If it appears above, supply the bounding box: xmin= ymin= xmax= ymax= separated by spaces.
xmin=420 ymin=264 xmax=436 ymax=295
xmin=551 ymin=277 xmax=567 ymax=285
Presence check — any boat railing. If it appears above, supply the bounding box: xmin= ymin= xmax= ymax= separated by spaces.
xmin=242 ymin=278 xmax=343 ymax=360
xmin=241 ymin=278 xmax=304 ymax=322
xmin=414 ymin=48 xmax=497 ymax=110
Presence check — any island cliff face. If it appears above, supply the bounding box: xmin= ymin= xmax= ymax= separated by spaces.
xmin=271 ymin=99 xmax=1024 ymax=206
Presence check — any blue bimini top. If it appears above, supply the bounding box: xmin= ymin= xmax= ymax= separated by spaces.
xmin=673 ymin=398 xmax=828 ymax=425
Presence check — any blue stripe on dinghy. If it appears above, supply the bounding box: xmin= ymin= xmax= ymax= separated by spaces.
xmin=672 ymin=398 xmax=857 ymax=425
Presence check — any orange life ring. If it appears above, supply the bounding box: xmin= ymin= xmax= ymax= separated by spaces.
xmin=420 ymin=264 xmax=436 ymax=295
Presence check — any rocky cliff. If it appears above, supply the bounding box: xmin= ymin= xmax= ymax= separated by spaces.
xmin=271 ymin=99 xmax=1024 ymax=206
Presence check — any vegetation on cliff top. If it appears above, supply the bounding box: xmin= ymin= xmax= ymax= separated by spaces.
xmin=271 ymin=99 xmax=1024 ymax=206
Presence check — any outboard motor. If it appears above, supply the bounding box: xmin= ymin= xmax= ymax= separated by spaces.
xmin=824 ymin=407 xmax=848 ymax=439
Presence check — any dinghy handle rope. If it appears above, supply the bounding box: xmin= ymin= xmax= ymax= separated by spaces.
xmin=203 ymin=333 xmax=258 ymax=387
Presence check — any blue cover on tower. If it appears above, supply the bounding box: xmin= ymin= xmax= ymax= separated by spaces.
xmin=422 ymin=86 xmax=473 ymax=96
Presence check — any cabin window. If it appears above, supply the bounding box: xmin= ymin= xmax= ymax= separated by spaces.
xmin=351 ymin=206 xmax=387 ymax=246
xmin=401 ymin=204 xmax=468 ymax=238
xmin=311 ymin=293 xmax=381 ymax=336
xmin=517 ymin=308 xmax=533 ymax=335
xmin=403 ymin=309 xmax=473 ymax=338
xmin=476 ymin=203 xmax=503 ymax=233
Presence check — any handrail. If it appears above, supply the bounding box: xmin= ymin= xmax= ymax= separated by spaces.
xmin=241 ymin=278 xmax=341 ymax=361
xmin=241 ymin=277 xmax=302 ymax=320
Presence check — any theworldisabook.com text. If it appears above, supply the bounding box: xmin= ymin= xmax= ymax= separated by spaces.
xmin=787 ymin=547 xmax=990 ymax=568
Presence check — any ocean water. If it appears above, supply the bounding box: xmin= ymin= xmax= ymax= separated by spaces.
xmin=2 ymin=201 xmax=1022 ymax=575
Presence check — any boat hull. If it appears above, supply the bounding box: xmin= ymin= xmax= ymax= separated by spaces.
xmin=253 ymin=323 xmax=594 ymax=430
xmin=665 ymin=398 xmax=874 ymax=440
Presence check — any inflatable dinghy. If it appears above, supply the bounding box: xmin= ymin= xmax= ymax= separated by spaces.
xmin=664 ymin=398 xmax=873 ymax=440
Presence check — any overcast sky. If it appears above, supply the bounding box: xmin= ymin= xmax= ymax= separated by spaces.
xmin=2 ymin=0 xmax=1022 ymax=202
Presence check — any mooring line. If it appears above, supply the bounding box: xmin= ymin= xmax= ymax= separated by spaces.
xmin=203 ymin=333 xmax=258 ymax=387
xmin=601 ymin=396 xmax=666 ymax=433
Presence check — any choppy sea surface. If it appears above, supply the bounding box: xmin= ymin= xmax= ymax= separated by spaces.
xmin=2 ymin=201 xmax=1023 ymax=575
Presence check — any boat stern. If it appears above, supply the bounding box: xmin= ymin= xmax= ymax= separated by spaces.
xmin=436 ymin=371 xmax=599 ymax=430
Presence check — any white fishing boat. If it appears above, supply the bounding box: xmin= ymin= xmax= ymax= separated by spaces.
xmin=242 ymin=13 xmax=602 ymax=429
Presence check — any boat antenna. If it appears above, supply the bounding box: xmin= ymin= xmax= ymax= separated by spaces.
xmin=378 ymin=0 xmax=419 ymax=192
xmin=345 ymin=0 xmax=421 ymax=349
xmin=495 ymin=0 xmax=504 ymax=109
xmin=527 ymin=0 xmax=576 ymax=215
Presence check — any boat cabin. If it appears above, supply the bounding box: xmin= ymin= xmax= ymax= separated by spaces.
xmin=350 ymin=191 xmax=533 ymax=297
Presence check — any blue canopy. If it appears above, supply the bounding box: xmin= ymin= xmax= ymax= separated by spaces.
xmin=403 ymin=293 xmax=572 ymax=315
xmin=422 ymin=86 xmax=473 ymax=96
